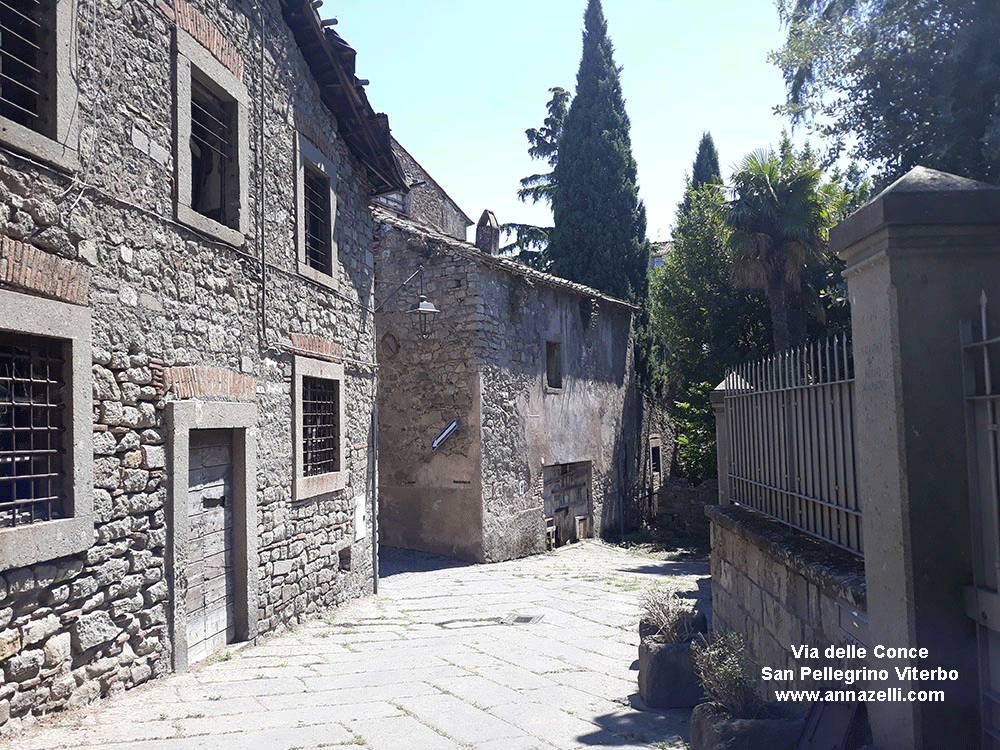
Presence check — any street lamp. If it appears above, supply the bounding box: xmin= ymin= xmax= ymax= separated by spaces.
xmin=375 ymin=265 xmax=440 ymax=340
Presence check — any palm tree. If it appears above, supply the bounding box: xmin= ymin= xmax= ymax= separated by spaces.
xmin=725 ymin=149 xmax=829 ymax=352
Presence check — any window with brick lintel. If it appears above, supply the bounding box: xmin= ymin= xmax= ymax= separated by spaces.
xmin=293 ymin=355 xmax=345 ymax=500
xmin=175 ymin=29 xmax=249 ymax=246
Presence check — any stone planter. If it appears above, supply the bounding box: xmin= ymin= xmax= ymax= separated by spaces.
xmin=637 ymin=639 xmax=703 ymax=709
xmin=689 ymin=702 xmax=806 ymax=750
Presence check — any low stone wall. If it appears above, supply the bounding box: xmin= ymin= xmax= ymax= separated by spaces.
xmin=656 ymin=478 xmax=715 ymax=539
xmin=707 ymin=504 xmax=867 ymax=700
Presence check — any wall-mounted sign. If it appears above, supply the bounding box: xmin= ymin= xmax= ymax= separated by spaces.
xmin=380 ymin=332 xmax=400 ymax=359
xmin=431 ymin=419 xmax=458 ymax=451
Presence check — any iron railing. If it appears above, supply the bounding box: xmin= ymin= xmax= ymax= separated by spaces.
xmin=725 ymin=335 xmax=862 ymax=556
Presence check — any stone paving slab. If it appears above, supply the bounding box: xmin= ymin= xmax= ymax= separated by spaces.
xmin=6 ymin=540 xmax=709 ymax=749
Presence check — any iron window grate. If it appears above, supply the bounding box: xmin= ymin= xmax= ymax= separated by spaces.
xmin=190 ymin=76 xmax=236 ymax=228
xmin=302 ymin=375 xmax=339 ymax=476
xmin=0 ymin=332 xmax=66 ymax=528
xmin=304 ymin=166 xmax=332 ymax=276
xmin=0 ymin=0 xmax=49 ymax=132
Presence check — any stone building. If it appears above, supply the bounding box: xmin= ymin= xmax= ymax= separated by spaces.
xmin=373 ymin=163 xmax=645 ymax=562
xmin=375 ymin=138 xmax=473 ymax=242
xmin=0 ymin=0 xmax=405 ymax=731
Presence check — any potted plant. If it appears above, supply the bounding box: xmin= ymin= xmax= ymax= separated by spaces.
xmin=637 ymin=587 xmax=706 ymax=708
xmin=690 ymin=632 xmax=806 ymax=750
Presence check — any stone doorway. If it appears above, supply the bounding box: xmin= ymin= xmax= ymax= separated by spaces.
xmin=542 ymin=461 xmax=592 ymax=546
xmin=166 ymin=400 xmax=258 ymax=672
xmin=186 ymin=429 xmax=235 ymax=664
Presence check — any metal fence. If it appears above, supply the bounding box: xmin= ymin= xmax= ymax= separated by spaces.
xmin=724 ymin=335 xmax=862 ymax=556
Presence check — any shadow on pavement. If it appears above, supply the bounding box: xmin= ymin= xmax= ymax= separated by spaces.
xmin=378 ymin=546 xmax=473 ymax=577
xmin=574 ymin=695 xmax=692 ymax=747
xmin=615 ymin=560 xmax=710 ymax=577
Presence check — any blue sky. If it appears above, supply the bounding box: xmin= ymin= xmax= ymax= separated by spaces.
xmin=331 ymin=1 xmax=797 ymax=241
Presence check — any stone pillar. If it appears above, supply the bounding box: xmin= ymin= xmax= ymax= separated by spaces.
xmin=475 ymin=209 xmax=500 ymax=255
xmin=832 ymin=166 xmax=1000 ymax=750
xmin=710 ymin=381 xmax=729 ymax=504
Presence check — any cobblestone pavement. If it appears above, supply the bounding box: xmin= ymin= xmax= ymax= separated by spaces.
xmin=7 ymin=540 xmax=711 ymax=750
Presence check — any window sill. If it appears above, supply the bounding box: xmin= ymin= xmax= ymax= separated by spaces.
xmin=176 ymin=203 xmax=245 ymax=247
xmin=544 ymin=385 xmax=564 ymax=394
xmin=0 ymin=119 xmax=80 ymax=174
xmin=297 ymin=259 xmax=340 ymax=291
xmin=295 ymin=470 xmax=347 ymax=501
xmin=0 ymin=515 xmax=93 ymax=569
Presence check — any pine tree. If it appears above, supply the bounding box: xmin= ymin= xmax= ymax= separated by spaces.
xmin=548 ymin=0 xmax=648 ymax=301
xmin=690 ymin=132 xmax=721 ymax=189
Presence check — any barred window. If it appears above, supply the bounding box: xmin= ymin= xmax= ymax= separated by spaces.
xmin=0 ymin=332 xmax=65 ymax=528
xmin=0 ymin=0 xmax=53 ymax=137
xmin=302 ymin=375 xmax=339 ymax=476
xmin=190 ymin=75 xmax=238 ymax=230
xmin=303 ymin=166 xmax=332 ymax=276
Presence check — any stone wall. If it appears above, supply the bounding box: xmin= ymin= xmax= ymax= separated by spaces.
xmin=656 ymin=478 xmax=714 ymax=539
xmin=707 ymin=505 xmax=867 ymax=699
xmin=0 ymin=0 xmax=382 ymax=732
xmin=476 ymin=271 xmax=639 ymax=560
xmin=374 ymin=210 xmax=642 ymax=563
xmin=374 ymin=221 xmax=485 ymax=561
xmin=389 ymin=140 xmax=471 ymax=241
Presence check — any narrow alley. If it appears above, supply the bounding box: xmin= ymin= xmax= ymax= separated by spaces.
xmin=7 ymin=541 xmax=709 ymax=750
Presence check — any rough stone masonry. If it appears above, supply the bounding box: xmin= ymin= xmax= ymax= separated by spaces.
xmin=0 ymin=0 xmax=402 ymax=732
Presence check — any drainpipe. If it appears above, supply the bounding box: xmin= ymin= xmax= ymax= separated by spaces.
xmin=256 ymin=0 xmax=267 ymax=350
xmin=371 ymin=395 xmax=379 ymax=593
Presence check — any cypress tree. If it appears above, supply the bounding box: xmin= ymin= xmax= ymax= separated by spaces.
xmin=548 ymin=0 xmax=648 ymax=301
xmin=690 ymin=132 xmax=722 ymax=188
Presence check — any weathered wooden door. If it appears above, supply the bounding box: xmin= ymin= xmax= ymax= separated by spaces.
xmin=962 ymin=301 xmax=1000 ymax=749
xmin=186 ymin=429 xmax=234 ymax=665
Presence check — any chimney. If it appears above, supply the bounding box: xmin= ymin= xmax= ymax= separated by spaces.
xmin=475 ymin=209 xmax=500 ymax=256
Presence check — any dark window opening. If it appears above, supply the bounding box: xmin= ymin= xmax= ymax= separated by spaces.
xmin=338 ymin=546 xmax=351 ymax=571
xmin=546 ymin=341 xmax=562 ymax=389
xmin=302 ymin=375 xmax=339 ymax=476
xmin=0 ymin=0 xmax=54 ymax=136
xmin=651 ymin=445 xmax=661 ymax=475
xmin=0 ymin=332 xmax=65 ymax=528
xmin=303 ymin=165 xmax=332 ymax=276
xmin=190 ymin=75 xmax=237 ymax=229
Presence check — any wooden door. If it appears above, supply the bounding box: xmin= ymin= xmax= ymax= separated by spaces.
xmin=186 ymin=429 xmax=234 ymax=665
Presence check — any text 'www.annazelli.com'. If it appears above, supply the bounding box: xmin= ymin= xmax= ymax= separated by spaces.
xmin=774 ymin=689 xmax=946 ymax=702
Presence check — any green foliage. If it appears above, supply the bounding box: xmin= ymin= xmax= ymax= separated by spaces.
xmin=772 ymin=0 xmax=1000 ymax=184
xmin=690 ymin=132 xmax=722 ymax=189
xmin=548 ymin=0 xmax=649 ymax=302
xmin=519 ymin=86 xmax=569 ymax=206
xmin=725 ymin=145 xmax=831 ymax=352
xmin=692 ymin=632 xmax=763 ymax=720
xmin=651 ymin=173 xmax=771 ymax=481
xmin=501 ymin=87 xmax=570 ymax=267
xmin=672 ymin=389 xmax=719 ymax=485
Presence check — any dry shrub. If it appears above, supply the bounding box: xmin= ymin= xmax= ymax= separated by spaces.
xmin=640 ymin=587 xmax=699 ymax=644
xmin=691 ymin=631 xmax=763 ymax=719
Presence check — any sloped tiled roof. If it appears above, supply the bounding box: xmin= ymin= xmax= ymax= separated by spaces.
xmin=373 ymin=207 xmax=640 ymax=312
xmin=281 ymin=0 xmax=407 ymax=195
